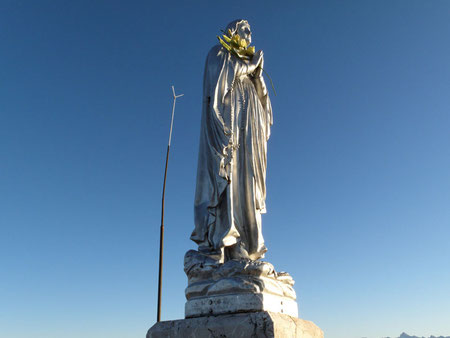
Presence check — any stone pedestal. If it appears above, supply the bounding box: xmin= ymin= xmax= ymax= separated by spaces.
xmin=147 ymin=311 xmax=323 ymax=338
xmin=186 ymin=293 xmax=298 ymax=318
xmin=147 ymin=250 xmax=323 ymax=336
xmin=184 ymin=250 xmax=299 ymax=318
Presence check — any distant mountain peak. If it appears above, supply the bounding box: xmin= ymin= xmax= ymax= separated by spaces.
xmin=395 ymin=333 xmax=450 ymax=338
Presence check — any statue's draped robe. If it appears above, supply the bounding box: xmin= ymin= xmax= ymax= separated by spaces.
xmin=191 ymin=45 xmax=273 ymax=260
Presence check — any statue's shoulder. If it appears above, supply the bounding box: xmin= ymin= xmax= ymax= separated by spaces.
xmin=204 ymin=45 xmax=230 ymax=79
xmin=207 ymin=45 xmax=226 ymax=60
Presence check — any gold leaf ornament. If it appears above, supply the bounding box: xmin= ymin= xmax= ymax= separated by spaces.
xmin=218 ymin=31 xmax=253 ymax=60
xmin=222 ymin=34 xmax=232 ymax=43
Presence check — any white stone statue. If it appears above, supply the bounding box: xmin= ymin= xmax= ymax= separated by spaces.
xmin=184 ymin=20 xmax=298 ymax=319
xmin=191 ymin=19 xmax=272 ymax=261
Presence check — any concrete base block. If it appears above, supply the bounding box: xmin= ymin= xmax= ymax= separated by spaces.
xmin=147 ymin=311 xmax=323 ymax=338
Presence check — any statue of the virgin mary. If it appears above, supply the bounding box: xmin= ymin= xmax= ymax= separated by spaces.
xmin=191 ymin=19 xmax=273 ymax=261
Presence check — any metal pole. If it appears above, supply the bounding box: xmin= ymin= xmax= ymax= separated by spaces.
xmin=157 ymin=86 xmax=183 ymax=323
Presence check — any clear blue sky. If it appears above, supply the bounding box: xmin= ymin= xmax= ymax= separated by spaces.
xmin=1 ymin=1 xmax=449 ymax=337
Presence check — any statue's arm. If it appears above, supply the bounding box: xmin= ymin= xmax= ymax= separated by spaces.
xmin=251 ymin=53 xmax=269 ymax=110
xmin=252 ymin=74 xmax=268 ymax=99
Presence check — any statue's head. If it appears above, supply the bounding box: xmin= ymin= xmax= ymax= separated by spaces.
xmin=225 ymin=19 xmax=251 ymax=45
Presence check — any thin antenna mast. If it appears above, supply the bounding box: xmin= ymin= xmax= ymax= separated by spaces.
xmin=157 ymin=86 xmax=184 ymax=323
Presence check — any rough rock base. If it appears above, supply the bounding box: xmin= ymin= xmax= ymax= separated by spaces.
xmin=147 ymin=311 xmax=323 ymax=338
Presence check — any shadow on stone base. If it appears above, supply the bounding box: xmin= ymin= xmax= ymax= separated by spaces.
xmin=147 ymin=311 xmax=323 ymax=338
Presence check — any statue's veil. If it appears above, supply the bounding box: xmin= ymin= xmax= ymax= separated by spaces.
xmin=225 ymin=19 xmax=249 ymax=35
